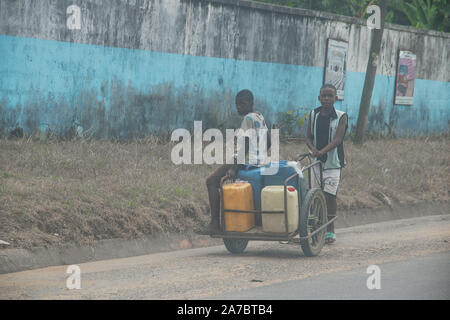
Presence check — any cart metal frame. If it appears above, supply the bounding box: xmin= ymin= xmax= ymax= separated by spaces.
xmin=210 ymin=154 xmax=337 ymax=243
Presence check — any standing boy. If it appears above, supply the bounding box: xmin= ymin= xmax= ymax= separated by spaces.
xmin=306 ymin=84 xmax=348 ymax=244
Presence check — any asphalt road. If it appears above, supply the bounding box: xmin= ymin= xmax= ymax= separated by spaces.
xmin=1 ymin=214 xmax=449 ymax=300
xmin=212 ymin=250 xmax=450 ymax=300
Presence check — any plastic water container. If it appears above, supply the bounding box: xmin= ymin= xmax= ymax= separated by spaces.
xmin=261 ymin=185 xmax=299 ymax=233
xmin=262 ymin=161 xmax=301 ymax=187
xmin=223 ymin=181 xmax=255 ymax=232
xmin=262 ymin=161 xmax=307 ymax=206
xmin=236 ymin=165 xmax=263 ymax=210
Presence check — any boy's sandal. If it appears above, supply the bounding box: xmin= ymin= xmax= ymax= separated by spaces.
xmin=325 ymin=232 xmax=336 ymax=244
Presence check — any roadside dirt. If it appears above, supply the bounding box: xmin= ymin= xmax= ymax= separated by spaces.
xmin=0 ymin=136 xmax=448 ymax=249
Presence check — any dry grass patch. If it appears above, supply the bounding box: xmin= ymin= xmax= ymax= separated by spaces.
xmin=0 ymin=136 xmax=448 ymax=248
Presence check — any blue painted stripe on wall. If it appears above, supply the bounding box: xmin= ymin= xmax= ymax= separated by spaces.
xmin=1 ymin=34 xmax=449 ymax=136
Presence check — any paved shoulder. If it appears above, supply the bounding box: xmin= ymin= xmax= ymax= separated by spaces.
xmin=1 ymin=215 xmax=449 ymax=299
xmin=212 ymin=250 xmax=450 ymax=300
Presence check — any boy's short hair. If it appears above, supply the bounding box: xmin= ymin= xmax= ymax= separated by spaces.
xmin=321 ymin=83 xmax=337 ymax=94
xmin=236 ymin=89 xmax=254 ymax=109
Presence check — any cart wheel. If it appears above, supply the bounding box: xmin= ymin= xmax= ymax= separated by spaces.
xmin=299 ymin=188 xmax=327 ymax=257
xmin=223 ymin=238 xmax=248 ymax=254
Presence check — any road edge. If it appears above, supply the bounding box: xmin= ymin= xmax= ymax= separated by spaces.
xmin=0 ymin=200 xmax=448 ymax=274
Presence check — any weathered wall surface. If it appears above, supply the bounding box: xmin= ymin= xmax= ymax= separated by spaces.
xmin=0 ymin=0 xmax=449 ymax=138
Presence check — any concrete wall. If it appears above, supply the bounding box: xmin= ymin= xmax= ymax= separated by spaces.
xmin=1 ymin=0 xmax=449 ymax=138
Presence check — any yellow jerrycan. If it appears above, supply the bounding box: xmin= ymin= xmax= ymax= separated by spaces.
xmin=222 ymin=181 xmax=255 ymax=232
xmin=261 ymin=185 xmax=299 ymax=233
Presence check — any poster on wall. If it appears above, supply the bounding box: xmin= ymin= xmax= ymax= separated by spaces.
xmin=324 ymin=39 xmax=348 ymax=100
xmin=394 ymin=50 xmax=416 ymax=105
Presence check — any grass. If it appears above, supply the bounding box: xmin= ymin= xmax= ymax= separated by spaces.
xmin=0 ymin=135 xmax=448 ymax=249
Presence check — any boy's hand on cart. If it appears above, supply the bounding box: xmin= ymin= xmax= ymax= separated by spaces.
xmin=308 ymin=146 xmax=320 ymax=156
xmin=311 ymin=149 xmax=323 ymax=158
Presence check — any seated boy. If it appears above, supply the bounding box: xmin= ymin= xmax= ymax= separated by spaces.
xmin=197 ymin=89 xmax=270 ymax=234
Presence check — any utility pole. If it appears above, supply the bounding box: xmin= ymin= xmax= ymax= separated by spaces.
xmin=353 ymin=0 xmax=388 ymax=145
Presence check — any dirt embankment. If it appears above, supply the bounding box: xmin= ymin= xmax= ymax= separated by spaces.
xmin=0 ymin=136 xmax=449 ymax=249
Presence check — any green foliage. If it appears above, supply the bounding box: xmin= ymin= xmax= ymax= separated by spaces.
xmin=276 ymin=108 xmax=309 ymax=137
xmin=0 ymin=170 xmax=14 ymax=179
xmin=173 ymin=186 xmax=190 ymax=198
xmin=255 ymin=0 xmax=449 ymax=32
xmin=399 ymin=0 xmax=449 ymax=31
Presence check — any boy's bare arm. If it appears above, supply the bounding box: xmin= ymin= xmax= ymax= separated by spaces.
xmin=315 ymin=114 xmax=347 ymax=157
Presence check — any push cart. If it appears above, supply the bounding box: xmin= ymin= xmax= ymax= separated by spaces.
xmin=210 ymin=153 xmax=336 ymax=257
